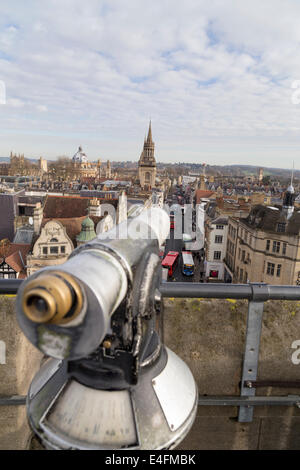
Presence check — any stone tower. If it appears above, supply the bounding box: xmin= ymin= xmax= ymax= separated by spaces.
xmin=106 ymin=160 xmax=111 ymax=179
xmin=88 ymin=198 xmax=101 ymax=217
xmin=97 ymin=159 xmax=101 ymax=178
xmin=199 ymin=175 xmax=206 ymax=191
xmin=138 ymin=121 xmax=156 ymax=190
xmin=39 ymin=157 xmax=48 ymax=174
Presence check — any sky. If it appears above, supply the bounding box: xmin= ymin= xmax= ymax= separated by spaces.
xmin=1 ymin=0 xmax=300 ymax=168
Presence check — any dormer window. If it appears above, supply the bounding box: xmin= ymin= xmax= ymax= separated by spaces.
xmin=277 ymin=223 xmax=286 ymax=233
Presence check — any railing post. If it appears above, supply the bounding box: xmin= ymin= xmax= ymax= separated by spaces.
xmin=238 ymin=299 xmax=264 ymax=422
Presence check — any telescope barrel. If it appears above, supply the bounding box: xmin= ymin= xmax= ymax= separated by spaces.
xmin=16 ymin=208 xmax=169 ymax=360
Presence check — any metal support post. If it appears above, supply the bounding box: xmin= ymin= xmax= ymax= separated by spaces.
xmin=0 ymin=395 xmax=26 ymax=406
xmin=238 ymin=300 xmax=264 ymax=422
xmin=198 ymin=395 xmax=300 ymax=407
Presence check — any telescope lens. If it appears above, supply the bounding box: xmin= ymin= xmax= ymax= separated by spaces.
xmin=22 ymin=272 xmax=84 ymax=325
xmin=27 ymin=296 xmax=48 ymax=315
xmin=23 ymin=288 xmax=57 ymax=323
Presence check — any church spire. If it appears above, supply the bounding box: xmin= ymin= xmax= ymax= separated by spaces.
xmin=283 ymin=162 xmax=295 ymax=219
xmin=147 ymin=120 xmax=153 ymax=143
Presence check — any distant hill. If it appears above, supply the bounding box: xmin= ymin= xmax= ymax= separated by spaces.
xmin=209 ymin=164 xmax=300 ymax=178
xmin=0 ymin=156 xmax=39 ymax=164
xmin=157 ymin=162 xmax=300 ymax=179
xmin=0 ymin=156 xmax=298 ymax=179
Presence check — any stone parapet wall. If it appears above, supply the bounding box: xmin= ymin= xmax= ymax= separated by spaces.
xmin=0 ymin=296 xmax=42 ymax=450
xmin=163 ymin=297 xmax=300 ymax=449
xmin=1 ymin=295 xmax=300 ymax=449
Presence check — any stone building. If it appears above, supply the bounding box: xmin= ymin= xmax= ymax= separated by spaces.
xmin=138 ymin=121 xmax=156 ymax=190
xmin=70 ymin=146 xmax=99 ymax=179
xmin=26 ymin=220 xmax=74 ymax=275
xmin=0 ymin=162 xmax=10 ymax=175
xmin=106 ymin=160 xmax=112 ymax=179
xmin=224 ymin=184 xmax=300 ymax=284
xmin=39 ymin=157 xmax=48 ymax=174
xmin=204 ymin=216 xmax=229 ymax=281
xmin=199 ymin=175 xmax=206 ymax=191
xmin=0 ymin=153 xmax=48 ymax=178
xmin=0 ymin=188 xmax=26 ymax=241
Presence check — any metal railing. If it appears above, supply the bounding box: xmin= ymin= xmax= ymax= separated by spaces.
xmin=1 ymin=279 xmax=300 ymax=422
xmin=160 ymin=282 xmax=300 ymax=422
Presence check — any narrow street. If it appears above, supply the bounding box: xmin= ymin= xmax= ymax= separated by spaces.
xmin=164 ymin=190 xmax=204 ymax=283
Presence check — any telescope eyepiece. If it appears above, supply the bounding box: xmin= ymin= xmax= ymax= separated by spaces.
xmin=30 ymin=297 xmax=48 ymax=314
xmin=24 ymin=288 xmax=56 ymax=323
xmin=22 ymin=271 xmax=83 ymax=325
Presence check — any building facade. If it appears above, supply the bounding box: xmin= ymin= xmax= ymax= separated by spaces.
xmin=224 ymin=186 xmax=300 ymax=285
xmin=0 ymin=189 xmax=26 ymax=241
xmin=27 ymin=220 xmax=74 ymax=275
xmin=204 ymin=216 xmax=229 ymax=281
xmin=70 ymin=147 xmax=99 ymax=179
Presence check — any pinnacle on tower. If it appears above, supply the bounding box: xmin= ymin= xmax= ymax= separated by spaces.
xmin=147 ymin=120 xmax=153 ymax=144
xmin=288 ymin=161 xmax=295 ymax=192
xmin=283 ymin=163 xmax=295 ymax=219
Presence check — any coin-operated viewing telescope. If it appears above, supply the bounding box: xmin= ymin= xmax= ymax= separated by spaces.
xmin=16 ymin=208 xmax=198 ymax=450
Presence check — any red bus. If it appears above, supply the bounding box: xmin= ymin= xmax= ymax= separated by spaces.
xmin=161 ymin=251 xmax=179 ymax=277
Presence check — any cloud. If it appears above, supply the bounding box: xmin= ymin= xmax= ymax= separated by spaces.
xmin=0 ymin=0 xmax=299 ymax=168
xmin=7 ymin=98 xmax=24 ymax=108
xmin=36 ymin=104 xmax=47 ymax=112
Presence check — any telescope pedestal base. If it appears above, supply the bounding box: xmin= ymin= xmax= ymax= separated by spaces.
xmin=27 ymin=347 xmax=198 ymax=450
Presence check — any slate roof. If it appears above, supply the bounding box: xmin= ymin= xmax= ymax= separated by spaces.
xmin=243 ymin=204 xmax=300 ymax=235
xmin=211 ymin=216 xmax=229 ymax=226
xmin=43 ymin=195 xmax=119 ymax=219
xmin=13 ymin=226 xmax=34 ymax=244
xmin=18 ymin=195 xmax=45 ymax=205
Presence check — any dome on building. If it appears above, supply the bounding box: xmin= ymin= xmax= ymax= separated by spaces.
xmin=72 ymin=146 xmax=88 ymax=163
xmin=76 ymin=216 xmax=96 ymax=245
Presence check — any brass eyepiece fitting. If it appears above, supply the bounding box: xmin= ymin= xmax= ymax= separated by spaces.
xmin=22 ymin=271 xmax=83 ymax=325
